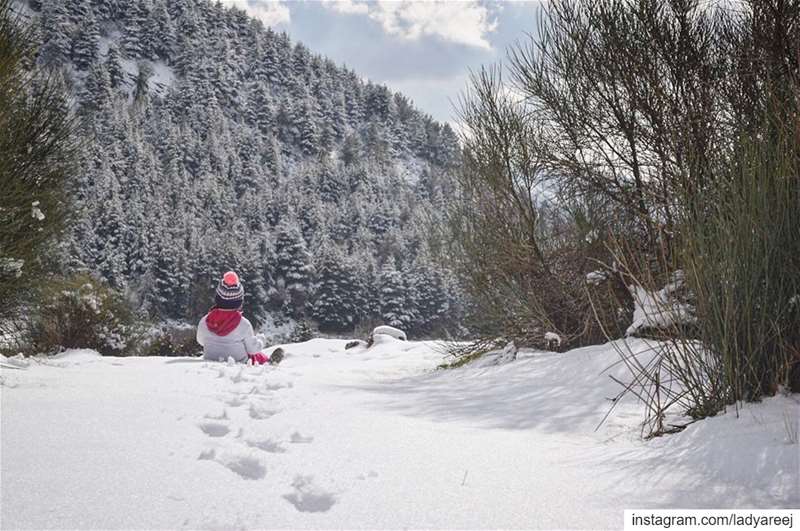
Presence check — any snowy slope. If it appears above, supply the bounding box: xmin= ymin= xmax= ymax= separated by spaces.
xmin=1 ymin=339 xmax=797 ymax=529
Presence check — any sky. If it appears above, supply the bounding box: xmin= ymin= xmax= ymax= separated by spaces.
xmin=221 ymin=0 xmax=543 ymax=125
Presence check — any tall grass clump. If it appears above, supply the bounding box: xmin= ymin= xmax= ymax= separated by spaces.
xmin=684 ymin=120 xmax=800 ymax=403
xmin=602 ymin=119 xmax=799 ymax=435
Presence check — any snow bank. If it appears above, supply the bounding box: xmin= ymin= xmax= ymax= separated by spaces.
xmin=51 ymin=349 xmax=103 ymax=362
xmin=0 ymin=353 xmax=30 ymax=369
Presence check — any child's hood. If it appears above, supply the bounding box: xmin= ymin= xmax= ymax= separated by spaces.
xmin=206 ymin=308 xmax=242 ymax=336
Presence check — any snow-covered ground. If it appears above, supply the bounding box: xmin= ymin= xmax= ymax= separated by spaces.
xmin=1 ymin=338 xmax=797 ymax=529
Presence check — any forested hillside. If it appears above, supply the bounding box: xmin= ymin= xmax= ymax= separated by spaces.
xmin=20 ymin=0 xmax=463 ymax=335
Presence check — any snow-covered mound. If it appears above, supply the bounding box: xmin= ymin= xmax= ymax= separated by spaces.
xmin=1 ymin=339 xmax=797 ymax=529
xmin=372 ymin=325 xmax=407 ymax=341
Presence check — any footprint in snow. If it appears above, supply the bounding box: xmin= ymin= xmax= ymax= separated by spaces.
xmin=221 ymin=454 xmax=266 ymax=480
xmin=245 ymin=438 xmax=287 ymax=453
xmin=204 ymin=409 xmax=228 ymax=420
xmin=230 ymin=369 xmax=252 ymax=384
xmin=262 ymin=381 xmax=292 ymax=391
xmin=289 ymin=431 xmax=314 ymax=444
xmin=198 ymin=449 xmax=266 ymax=480
xmin=199 ymin=422 xmax=230 ymax=437
xmin=283 ymin=476 xmax=337 ymax=513
xmin=0 ymin=376 xmax=18 ymax=388
xmin=224 ymin=396 xmax=246 ymax=408
xmin=249 ymin=404 xmax=278 ymax=420
xmin=198 ymin=448 xmax=216 ymax=460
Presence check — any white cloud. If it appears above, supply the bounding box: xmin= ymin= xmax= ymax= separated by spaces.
xmin=322 ymin=0 xmax=498 ymax=49
xmin=221 ymin=0 xmax=291 ymax=27
xmin=320 ymin=0 xmax=370 ymax=15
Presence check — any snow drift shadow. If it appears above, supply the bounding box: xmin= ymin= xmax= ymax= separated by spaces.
xmin=582 ymin=398 xmax=800 ymax=508
xmin=339 ymin=340 xmax=656 ymax=434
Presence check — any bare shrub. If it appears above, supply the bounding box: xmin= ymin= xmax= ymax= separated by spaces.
xmin=29 ymin=274 xmax=141 ymax=356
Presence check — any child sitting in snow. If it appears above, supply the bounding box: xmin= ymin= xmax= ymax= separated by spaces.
xmin=196 ymin=271 xmax=281 ymax=365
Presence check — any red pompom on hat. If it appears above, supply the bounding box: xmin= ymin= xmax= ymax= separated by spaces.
xmin=223 ymin=271 xmax=239 ymax=287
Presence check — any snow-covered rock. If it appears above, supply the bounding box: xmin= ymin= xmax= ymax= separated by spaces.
xmin=371 ymin=325 xmax=407 ymax=341
xmin=344 ymin=340 xmax=365 ymax=350
xmin=626 ymin=271 xmax=696 ymax=337
xmin=544 ymin=332 xmax=562 ymax=350
xmin=585 ymin=270 xmax=607 ymax=285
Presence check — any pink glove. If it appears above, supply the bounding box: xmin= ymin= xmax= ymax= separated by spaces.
xmin=248 ymin=353 xmax=270 ymax=365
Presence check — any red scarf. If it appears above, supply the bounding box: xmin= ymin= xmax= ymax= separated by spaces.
xmin=206 ymin=308 xmax=242 ymax=336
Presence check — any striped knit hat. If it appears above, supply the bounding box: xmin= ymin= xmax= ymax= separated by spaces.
xmin=215 ymin=271 xmax=244 ymax=310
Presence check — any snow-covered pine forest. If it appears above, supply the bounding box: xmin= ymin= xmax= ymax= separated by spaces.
xmin=26 ymin=0 xmax=462 ymax=334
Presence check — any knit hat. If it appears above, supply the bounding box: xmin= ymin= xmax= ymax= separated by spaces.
xmin=215 ymin=271 xmax=244 ymax=310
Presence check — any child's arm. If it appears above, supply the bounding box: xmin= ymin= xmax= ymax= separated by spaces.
xmin=242 ymin=320 xmax=265 ymax=354
xmin=196 ymin=317 xmax=207 ymax=346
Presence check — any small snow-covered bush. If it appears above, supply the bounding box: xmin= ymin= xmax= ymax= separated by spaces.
xmin=289 ymin=319 xmax=315 ymax=343
xmin=139 ymin=323 xmax=198 ymax=357
xmin=29 ymin=275 xmax=140 ymax=356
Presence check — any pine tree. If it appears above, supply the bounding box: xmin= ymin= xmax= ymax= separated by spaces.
xmin=133 ymin=61 xmax=154 ymax=103
xmin=341 ymin=133 xmax=362 ymax=166
xmin=379 ymin=262 xmax=410 ymax=330
xmin=91 ymin=0 xmax=120 ymax=21
xmin=295 ymin=93 xmax=319 ymax=156
xmin=0 ymin=0 xmax=76 ymax=317
xmin=316 ymin=161 xmax=344 ymax=203
xmin=105 ymin=43 xmax=126 ymax=89
xmin=290 ymin=319 xmax=314 ymax=342
xmin=247 ymin=82 xmax=273 ymax=135
xmin=144 ymin=1 xmax=175 ymax=60
xmin=65 ymin=0 xmax=90 ymax=25
xmin=121 ymin=2 xmax=147 ymax=59
xmin=71 ymin=7 xmax=99 ymax=70
xmin=261 ymin=132 xmax=281 ymax=178
xmin=274 ymin=222 xmax=314 ymax=317
xmin=407 ymin=261 xmax=449 ymax=335
xmin=311 ymin=242 xmax=359 ymax=331
xmin=39 ymin=0 xmax=72 ymax=65
xmin=82 ymin=62 xmax=112 ymax=113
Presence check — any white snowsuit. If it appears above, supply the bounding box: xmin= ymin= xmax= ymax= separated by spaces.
xmin=196 ymin=314 xmax=264 ymax=362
